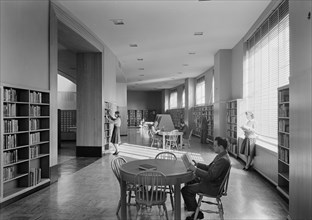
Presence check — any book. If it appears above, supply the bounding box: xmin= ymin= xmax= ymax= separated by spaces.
xmin=138 ymin=164 xmax=157 ymax=170
xmin=181 ymin=153 xmax=193 ymax=170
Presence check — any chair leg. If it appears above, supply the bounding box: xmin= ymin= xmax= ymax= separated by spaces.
xmin=169 ymin=186 xmax=174 ymax=210
xmin=217 ymin=198 xmax=224 ymax=220
xmin=194 ymin=195 xmax=203 ymax=220
xmin=128 ymin=190 xmax=131 ymax=204
xmin=116 ymin=199 xmax=121 ymax=215
xmin=163 ymin=203 xmax=169 ymax=220
xmin=136 ymin=203 xmax=140 ymax=220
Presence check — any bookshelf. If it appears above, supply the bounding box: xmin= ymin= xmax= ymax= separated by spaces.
xmin=60 ymin=110 xmax=76 ymax=140
xmin=104 ymin=102 xmax=112 ymax=151
xmin=166 ymin=108 xmax=184 ymax=129
xmin=192 ymin=105 xmax=214 ymax=143
xmin=226 ymin=99 xmax=245 ymax=157
xmin=1 ymin=85 xmax=50 ymax=204
xmin=127 ymin=110 xmax=156 ymax=127
xmin=277 ymin=85 xmax=289 ymax=199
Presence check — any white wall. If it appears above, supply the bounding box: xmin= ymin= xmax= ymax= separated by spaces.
xmin=231 ymin=39 xmax=244 ymax=99
xmin=0 ymin=1 xmax=49 ymax=90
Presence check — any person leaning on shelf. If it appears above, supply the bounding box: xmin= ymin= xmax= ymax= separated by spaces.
xmin=200 ymin=112 xmax=208 ymax=144
xmin=106 ymin=111 xmax=121 ymax=155
xmin=240 ymin=111 xmax=256 ymax=171
xmin=181 ymin=137 xmax=231 ymax=220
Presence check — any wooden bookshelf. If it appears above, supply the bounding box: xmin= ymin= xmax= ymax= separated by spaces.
xmin=192 ymin=105 xmax=214 ymax=143
xmin=277 ymin=85 xmax=289 ymax=199
xmin=1 ymin=86 xmax=50 ymax=204
xmin=226 ymin=99 xmax=245 ymax=157
xmin=104 ymin=102 xmax=112 ymax=151
xmin=127 ymin=109 xmax=156 ymax=127
xmin=166 ymin=108 xmax=184 ymax=129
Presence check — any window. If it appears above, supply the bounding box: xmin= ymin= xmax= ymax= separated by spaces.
xmin=182 ymin=89 xmax=185 ymax=108
xmin=243 ymin=0 xmax=289 ymax=148
xmin=169 ymin=90 xmax=177 ymax=109
xmin=196 ymin=76 xmax=205 ymax=105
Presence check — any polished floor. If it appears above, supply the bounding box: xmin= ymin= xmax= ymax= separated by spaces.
xmin=0 ymin=128 xmax=289 ymax=220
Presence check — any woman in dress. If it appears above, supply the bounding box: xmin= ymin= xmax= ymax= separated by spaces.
xmin=240 ymin=111 xmax=256 ymax=170
xmin=107 ymin=111 xmax=121 ymax=155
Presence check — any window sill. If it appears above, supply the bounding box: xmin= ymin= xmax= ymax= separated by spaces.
xmin=256 ymin=140 xmax=278 ymax=155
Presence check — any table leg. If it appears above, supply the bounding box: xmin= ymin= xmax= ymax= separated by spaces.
xmin=174 ymin=183 xmax=181 ymax=220
xmin=120 ymin=180 xmax=127 ymax=219
xmin=163 ymin=134 xmax=166 ymax=149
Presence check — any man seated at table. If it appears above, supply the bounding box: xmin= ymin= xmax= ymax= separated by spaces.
xmin=179 ymin=120 xmax=190 ymax=139
xmin=181 ymin=137 xmax=231 ymax=220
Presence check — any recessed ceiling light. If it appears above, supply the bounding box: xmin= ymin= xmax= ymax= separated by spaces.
xmin=177 ymin=72 xmax=183 ymax=74
xmin=194 ymin=32 xmax=203 ymax=36
xmin=137 ymin=58 xmax=143 ymax=61
xmin=188 ymin=52 xmax=196 ymax=55
xmin=138 ymin=68 xmax=144 ymax=70
xmin=183 ymin=64 xmax=189 ymax=66
xmin=129 ymin=44 xmax=138 ymax=47
xmin=139 ymin=74 xmax=144 ymax=77
xmin=110 ymin=19 xmax=124 ymax=25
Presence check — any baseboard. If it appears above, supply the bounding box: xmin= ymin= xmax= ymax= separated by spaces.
xmin=76 ymin=146 xmax=102 ymax=157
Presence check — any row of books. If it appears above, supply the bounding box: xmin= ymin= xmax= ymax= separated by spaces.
xmin=29 ymin=168 xmax=42 ymax=186
xmin=3 ymin=103 xmax=16 ymax=117
xmin=3 ymin=166 xmax=17 ymax=181
xmin=226 ymin=123 xmax=237 ymax=131
xmin=278 ymin=133 xmax=289 ymax=148
xmin=278 ymin=90 xmax=289 ymax=103
xmin=3 ymin=88 xmax=18 ymax=102
xmin=4 ymin=119 xmax=19 ymax=133
xmin=278 ymin=104 xmax=289 ymax=117
xmin=30 ymin=132 xmax=40 ymax=144
xmin=227 ymin=109 xmax=237 ymax=115
xmin=29 ymin=92 xmax=43 ymax=104
xmin=30 ymin=119 xmax=40 ymax=130
xmin=30 ymin=145 xmax=40 ymax=159
xmin=3 ymin=134 xmax=17 ymax=149
xmin=29 ymin=106 xmax=41 ymax=116
xmin=227 ymin=130 xmax=237 ymax=138
xmin=226 ymin=101 xmax=237 ymax=109
xmin=278 ymin=120 xmax=290 ymax=133
xmin=228 ymin=143 xmax=237 ymax=154
xmin=279 ymin=147 xmax=289 ymax=164
xmin=226 ymin=116 xmax=237 ymax=123
xmin=3 ymin=149 xmax=18 ymax=165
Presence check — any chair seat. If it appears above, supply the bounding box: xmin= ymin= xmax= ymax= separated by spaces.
xmin=136 ymin=190 xmax=167 ymax=206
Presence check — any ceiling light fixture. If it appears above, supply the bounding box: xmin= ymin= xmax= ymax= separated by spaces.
xmin=139 ymin=74 xmax=144 ymax=76
xmin=183 ymin=64 xmax=189 ymax=66
xmin=194 ymin=32 xmax=203 ymax=36
xmin=138 ymin=68 xmax=144 ymax=70
xmin=129 ymin=44 xmax=138 ymax=47
xmin=110 ymin=19 xmax=124 ymax=25
xmin=188 ymin=52 xmax=196 ymax=55
xmin=137 ymin=58 xmax=143 ymax=61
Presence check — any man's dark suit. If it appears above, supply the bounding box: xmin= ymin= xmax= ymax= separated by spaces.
xmin=181 ymin=151 xmax=231 ymax=211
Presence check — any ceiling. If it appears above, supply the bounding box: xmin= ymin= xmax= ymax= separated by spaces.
xmin=57 ymin=0 xmax=271 ymax=91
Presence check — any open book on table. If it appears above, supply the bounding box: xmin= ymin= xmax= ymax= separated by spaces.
xmin=181 ymin=153 xmax=193 ymax=170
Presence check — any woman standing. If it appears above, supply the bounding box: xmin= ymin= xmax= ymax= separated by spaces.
xmin=107 ymin=111 xmax=121 ymax=155
xmin=240 ymin=111 xmax=256 ymax=170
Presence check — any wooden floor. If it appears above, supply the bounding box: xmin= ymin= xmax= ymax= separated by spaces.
xmin=0 ymin=128 xmax=289 ymax=220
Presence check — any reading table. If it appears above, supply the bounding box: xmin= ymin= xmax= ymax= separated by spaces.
xmin=120 ymin=159 xmax=194 ymax=219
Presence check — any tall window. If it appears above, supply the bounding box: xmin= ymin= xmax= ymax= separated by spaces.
xmin=244 ymin=0 xmax=289 ymax=147
xmin=182 ymin=88 xmax=185 ymax=108
xmin=169 ymin=90 xmax=177 ymax=109
xmin=196 ymin=76 xmax=205 ymax=105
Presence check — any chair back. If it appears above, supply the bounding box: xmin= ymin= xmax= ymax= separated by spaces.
xmin=111 ymin=157 xmax=127 ymax=183
xmin=135 ymin=171 xmax=167 ymax=206
xmin=217 ymin=165 xmax=231 ymax=197
xmin=188 ymin=129 xmax=193 ymax=140
xmin=155 ymin=151 xmax=177 ymax=160
xmin=167 ymin=131 xmax=179 ymax=141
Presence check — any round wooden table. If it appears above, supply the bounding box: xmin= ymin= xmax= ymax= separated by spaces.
xmin=120 ymin=159 xmax=194 ymax=220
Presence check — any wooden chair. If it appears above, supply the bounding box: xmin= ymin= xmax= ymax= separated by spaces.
xmin=183 ymin=129 xmax=193 ymax=150
xmin=111 ymin=157 xmax=135 ymax=215
xmin=134 ymin=171 xmax=169 ymax=220
xmin=155 ymin=151 xmax=177 ymax=210
xmin=165 ymin=131 xmax=179 ymax=150
xmin=150 ymin=131 xmax=162 ymax=148
xmin=193 ymin=165 xmax=232 ymax=220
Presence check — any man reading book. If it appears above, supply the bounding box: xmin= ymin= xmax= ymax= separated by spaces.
xmin=181 ymin=137 xmax=231 ymax=220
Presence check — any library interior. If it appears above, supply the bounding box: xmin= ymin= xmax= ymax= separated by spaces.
xmin=0 ymin=0 xmax=311 ymax=220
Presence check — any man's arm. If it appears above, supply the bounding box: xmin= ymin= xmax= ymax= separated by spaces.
xmin=195 ymin=159 xmax=229 ymax=182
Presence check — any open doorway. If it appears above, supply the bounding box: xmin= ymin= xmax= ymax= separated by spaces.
xmin=57 ymin=20 xmax=101 ymax=163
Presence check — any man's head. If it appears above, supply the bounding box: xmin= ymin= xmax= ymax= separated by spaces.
xmin=180 ymin=120 xmax=185 ymax=126
xmin=213 ymin=137 xmax=228 ymax=154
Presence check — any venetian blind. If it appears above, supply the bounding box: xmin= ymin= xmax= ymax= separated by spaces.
xmin=244 ymin=0 xmax=289 ymax=146
xmin=196 ymin=76 xmax=205 ymax=105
